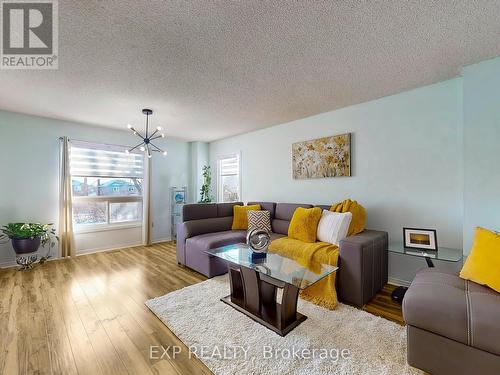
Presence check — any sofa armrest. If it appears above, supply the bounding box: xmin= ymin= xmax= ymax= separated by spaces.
xmin=338 ymin=229 xmax=388 ymax=307
xmin=183 ymin=217 xmax=233 ymax=238
xmin=176 ymin=223 xmax=187 ymax=265
xmin=176 ymin=217 xmax=234 ymax=265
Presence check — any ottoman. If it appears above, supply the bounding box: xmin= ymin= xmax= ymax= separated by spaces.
xmin=402 ymin=268 xmax=500 ymax=375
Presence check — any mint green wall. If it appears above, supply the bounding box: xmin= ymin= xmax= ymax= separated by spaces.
xmin=210 ymin=79 xmax=465 ymax=284
xmin=209 ymin=57 xmax=500 ymax=281
xmin=189 ymin=141 xmax=209 ymax=203
xmin=210 ymin=79 xmax=463 ymax=245
xmin=463 ymin=57 xmax=500 ymax=253
xmin=1 ymin=56 xmax=499 ymax=273
xmin=0 ymin=110 xmax=190 ymax=265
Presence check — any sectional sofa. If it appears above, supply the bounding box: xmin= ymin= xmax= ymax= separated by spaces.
xmin=176 ymin=201 xmax=388 ymax=307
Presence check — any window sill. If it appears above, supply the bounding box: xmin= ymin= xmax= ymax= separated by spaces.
xmin=74 ymin=222 xmax=142 ymax=235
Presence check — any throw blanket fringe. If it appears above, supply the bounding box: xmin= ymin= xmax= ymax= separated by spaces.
xmin=268 ymin=237 xmax=339 ymax=310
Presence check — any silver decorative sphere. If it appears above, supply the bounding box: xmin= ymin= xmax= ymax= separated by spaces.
xmin=246 ymin=229 xmax=271 ymax=253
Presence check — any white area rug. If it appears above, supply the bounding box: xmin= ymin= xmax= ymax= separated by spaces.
xmin=146 ymin=277 xmax=422 ymax=375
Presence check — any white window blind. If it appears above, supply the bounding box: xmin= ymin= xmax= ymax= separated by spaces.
xmin=69 ymin=140 xmax=144 ymax=230
xmin=70 ymin=141 xmax=143 ymax=178
xmin=217 ymin=153 xmax=241 ymax=203
xmin=219 ymin=155 xmax=239 ymax=176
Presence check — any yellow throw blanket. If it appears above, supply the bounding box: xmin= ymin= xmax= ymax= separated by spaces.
xmin=330 ymin=199 xmax=366 ymax=236
xmin=268 ymin=237 xmax=339 ymax=310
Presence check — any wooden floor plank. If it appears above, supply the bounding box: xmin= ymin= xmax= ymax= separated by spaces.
xmin=0 ymin=269 xmax=17 ymax=374
xmin=0 ymin=241 xmax=404 ymax=375
xmin=363 ymin=284 xmax=404 ymax=325
xmin=52 ymin=261 xmax=106 ymax=375
xmin=2 ymin=272 xmax=22 ymax=375
xmin=37 ymin=264 xmax=79 ymax=375
xmin=27 ymin=269 xmax=52 ymax=375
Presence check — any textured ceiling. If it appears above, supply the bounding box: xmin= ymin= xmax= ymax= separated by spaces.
xmin=1 ymin=1 xmax=500 ymax=141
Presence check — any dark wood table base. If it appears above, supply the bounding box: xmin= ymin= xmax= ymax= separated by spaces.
xmin=222 ymin=263 xmax=307 ymax=336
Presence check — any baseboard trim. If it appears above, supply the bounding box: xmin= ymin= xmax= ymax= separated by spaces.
xmin=76 ymin=242 xmax=143 ymax=256
xmin=388 ymin=277 xmax=411 ymax=287
xmin=0 ymin=253 xmax=60 ymax=269
xmin=1 ymin=241 xmax=171 ymax=269
xmin=151 ymin=237 xmax=172 ymax=244
xmin=0 ymin=260 xmax=17 ymax=269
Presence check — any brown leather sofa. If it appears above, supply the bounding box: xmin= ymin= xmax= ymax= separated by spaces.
xmin=403 ymin=268 xmax=500 ymax=375
xmin=176 ymin=201 xmax=388 ymax=307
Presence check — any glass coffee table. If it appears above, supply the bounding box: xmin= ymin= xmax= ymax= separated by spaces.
xmin=205 ymin=243 xmax=338 ymax=336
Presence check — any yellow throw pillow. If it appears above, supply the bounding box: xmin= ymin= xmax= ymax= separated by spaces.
xmin=232 ymin=204 xmax=261 ymax=230
xmin=330 ymin=199 xmax=366 ymax=236
xmin=460 ymin=227 xmax=500 ymax=293
xmin=288 ymin=207 xmax=323 ymax=243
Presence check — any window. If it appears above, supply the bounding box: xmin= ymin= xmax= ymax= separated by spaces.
xmin=70 ymin=141 xmax=144 ymax=230
xmin=217 ymin=153 xmax=240 ymax=203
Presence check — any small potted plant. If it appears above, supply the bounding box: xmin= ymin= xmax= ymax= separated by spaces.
xmin=199 ymin=165 xmax=214 ymax=203
xmin=0 ymin=223 xmax=58 ymax=269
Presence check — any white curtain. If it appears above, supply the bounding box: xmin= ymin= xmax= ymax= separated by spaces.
xmin=59 ymin=137 xmax=75 ymax=257
xmin=142 ymin=155 xmax=152 ymax=246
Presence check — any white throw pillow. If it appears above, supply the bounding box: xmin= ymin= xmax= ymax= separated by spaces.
xmin=316 ymin=210 xmax=353 ymax=245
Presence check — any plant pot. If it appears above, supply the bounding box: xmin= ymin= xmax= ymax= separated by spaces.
xmin=11 ymin=237 xmax=41 ymax=254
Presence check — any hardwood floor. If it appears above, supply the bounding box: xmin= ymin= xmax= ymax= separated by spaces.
xmin=0 ymin=242 xmax=403 ymax=375
xmin=363 ymin=284 xmax=404 ymax=325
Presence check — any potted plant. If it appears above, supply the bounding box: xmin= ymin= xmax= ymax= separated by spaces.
xmin=199 ymin=165 xmax=214 ymax=203
xmin=0 ymin=223 xmax=58 ymax=269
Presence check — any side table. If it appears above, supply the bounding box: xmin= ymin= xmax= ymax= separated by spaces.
xmin=389 ymin=243 xmax=463 ymax=302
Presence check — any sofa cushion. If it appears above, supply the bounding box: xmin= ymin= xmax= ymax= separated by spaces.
xmin=275 ymin=203 xmax=313 ymax=221
xmin=217 ymin=202 xmax=243 ymax=217
xmin=232 ymin=204 xmax=261 ymax=230
xmin=330 ymin=199 xmax=366 ymax=236
xmin=288 ymin=207 xmax=322 ymax=243
xmin=183 ymin=217 xmax=233 ymax=238
xmin=186 ymin=230 xmax=247 ymax=253
xmin=403 ymin=268 xmax=500 ymax=356
xmin=460 ymin=226 xmax=500 ymax=293
xmin=247 ymin=210 xmax=272 ymax=233
xmin=248 ymin=202 xmax=277 ymax=219
xmin=317 ymin=210 xmax=352 ymax=245
xmin=183 ymin=203 xmax=217 ymax=221
xmin=315 ymin=204 xmax=331 ymax=211
xmin=269 ymin=232 xmax=286 ymax=241
xmin=271 ymin=219 xmax=289 ymax=235
xmin=272 ymin=203 xmax=313 ymax=235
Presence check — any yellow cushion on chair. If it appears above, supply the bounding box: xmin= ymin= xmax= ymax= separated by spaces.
xmin=460 ymin=227 xmax=500 ymax=293
xmin=330 ymin=199 xmax=366 ymax=236
xmin=232 ymin=204 xmax=261 ymax=230
xmin=288 ymin=207 xmax=323 ymax=243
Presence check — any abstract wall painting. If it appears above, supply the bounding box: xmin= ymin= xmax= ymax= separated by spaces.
xmin=292 ymin=133 xmax=351 ymax=179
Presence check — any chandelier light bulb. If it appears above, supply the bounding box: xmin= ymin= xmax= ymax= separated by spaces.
xmin=140 ymin=146 xmax=145 ymax=152
xmin=125 ymin=149 xmax=129 ymax=154
xmin=127 ymin=124 xmax=132 ymax=129
xmin=148 ymin=153 xmax=152 ymax=159
xmin=156 ymin=126 xmax=162 ymax=131
xmin=161 ymin=134 xmax=165 ymax=138
xmin=162 ymin=151 xmax=168 ymax=156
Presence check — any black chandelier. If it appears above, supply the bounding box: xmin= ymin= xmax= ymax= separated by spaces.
xmin=126 ymin=109 xmax=167 ymax=158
